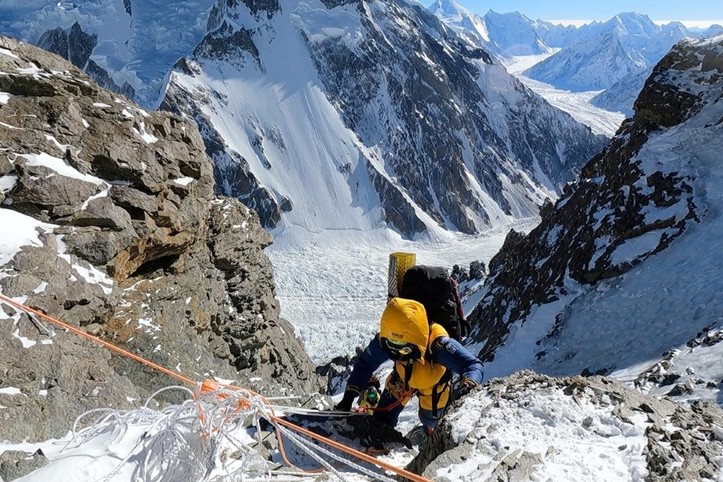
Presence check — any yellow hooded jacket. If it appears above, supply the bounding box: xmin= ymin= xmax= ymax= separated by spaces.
xmin=379 ymin=297 xmax=448 ymax=391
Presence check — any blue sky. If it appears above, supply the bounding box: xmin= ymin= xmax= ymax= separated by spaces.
xmin=438 ymin=0 xmax=723 ymax=27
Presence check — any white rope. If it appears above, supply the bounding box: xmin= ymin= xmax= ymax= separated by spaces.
xmin=273 ymin=423 xmax=349 ymax=482
xmin=270 ymin=420 xmax=396 ymax=482
xmin=268 ymin=406 xmax=357 ymax=417
xmin=67 ymin=382 xmax=402 ymax=482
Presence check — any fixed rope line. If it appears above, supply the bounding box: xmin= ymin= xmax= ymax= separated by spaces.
xmin=0 ymin=294 xmax=433 ymax=482
xmin=0 ymin=293 xmax=195 ymax=386
xmin=271 ymin=416 xmax=432 ymax=482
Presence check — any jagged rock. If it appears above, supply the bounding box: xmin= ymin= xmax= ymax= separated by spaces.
xmin=469 ymin=260 xmax=487 ymax=280
xmin=35 ymin=21 xmax=135 ymax=99
xmin=37 ymin=21 xmax=96 ymax=69
xmin=10 ymin=159 xmax=102 ymax=220
xmin=488 ymin=450 xmax=544 ymax=481
xmin=409 ymin=371 xmax=723 ymax=481
xmin=0 ymin=309 xmax=140 ymax=442
xmin=316 ymin=354 xmax=356 ymax=395
xmin=236 ymin=0 xmax=280 ymax=19
xmin=67 ymin=197 xmax=134 ymax=231
xmin=85 ymin=59 xmax=136 ymax=99
xmin=0 ymin=450 xmax=47 ymax=482
xmin=0 ymin=35 xmax=322 ymax=443
xmin=666 ymin=383 xmax=694 ymax=397
xmin=467 ymin=37 xmax=721 ymax=362
xmin=1 ymin=152 xmax=14 ymax=175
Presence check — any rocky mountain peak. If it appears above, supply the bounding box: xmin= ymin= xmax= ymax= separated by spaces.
xmin=165 ymin=0 xmax=605 ymax=239
xmin=467 ymin=35 xmax=723 ymax=397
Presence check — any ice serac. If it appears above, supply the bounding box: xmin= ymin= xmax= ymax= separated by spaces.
xmin=467 ymin=35 xmax=723 ymax=395
xmin=163 ymin=0 xmax=605 ymax=239
xmin=0 ymin=35 xmax=321 ymax=449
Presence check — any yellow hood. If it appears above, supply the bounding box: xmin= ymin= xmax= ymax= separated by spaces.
xmin=379 ymin=297 xmax=429 ymax=361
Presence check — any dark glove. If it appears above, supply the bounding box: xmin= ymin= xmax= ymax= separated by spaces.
xmin=456 ymin=377 xmax=478 ymax=398
xmin=334 ymin=389 xmax=358 ymax=411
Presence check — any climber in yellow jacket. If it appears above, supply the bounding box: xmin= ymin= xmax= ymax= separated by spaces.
xmin=335 ymin=297 xmax=484 ymax=432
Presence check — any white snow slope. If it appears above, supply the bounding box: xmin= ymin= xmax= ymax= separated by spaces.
xmin=502 ymin=53 xmax=626 ymax=137
xmin=485 ymin=36 xmax=723 ymax=404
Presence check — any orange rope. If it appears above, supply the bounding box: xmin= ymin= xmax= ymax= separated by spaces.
xmin=0 ymin=294 xmax=195 ymax=385
xmin=0 ymin=294 xmax=432 ymax=482
xmin=271 ymin=416 xmax=431 ymax=482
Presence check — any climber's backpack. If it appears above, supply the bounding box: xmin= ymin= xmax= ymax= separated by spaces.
xmin=399 ymin=265 xmax=466 ymax=340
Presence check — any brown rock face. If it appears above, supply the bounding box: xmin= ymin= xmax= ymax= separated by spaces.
xmin=0 ymin=36 xmax=321 ymax=448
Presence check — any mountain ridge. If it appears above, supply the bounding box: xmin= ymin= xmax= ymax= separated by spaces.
xmin=162 ymin=0 xmax=605 ymax=239
xmin=468 ymin=34 xmax=723 ymax=407
xmin=0 ymin=0 xmax=606 ymax=241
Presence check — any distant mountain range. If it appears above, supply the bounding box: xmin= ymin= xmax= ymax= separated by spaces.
xmin=430 ymin=0 xmax=723 ymax=115
xmin=0 ymin=0 xmax=605 ymax=241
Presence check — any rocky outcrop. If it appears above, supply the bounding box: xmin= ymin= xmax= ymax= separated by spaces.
xmin=37 ymin=21 xmax=96 ymax=69
xmin=410 ymin=372 xmax=723 ymax=481
xmin=467 ymin=36 xmax=722 ymax=362
xmin=0 ymin=35 xmax=321 ymax=452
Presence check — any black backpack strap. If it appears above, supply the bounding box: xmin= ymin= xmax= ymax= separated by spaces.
xmin=431 ymin=369 xmax=453 ymax=418
xmin=402 ymin=361 xmax=414 ymax=386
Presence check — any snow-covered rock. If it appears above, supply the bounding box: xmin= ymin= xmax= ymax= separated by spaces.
xmin=412 ymin=372 xmax=723 ymax=481
xmin=468 ymin=34 xmax=723 ymax=406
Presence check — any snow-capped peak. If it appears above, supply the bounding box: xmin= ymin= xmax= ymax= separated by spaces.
xmin=165 ymin=0 xmax=603 ymax=243
xmin=428 ymin=0 xmax=471 ymax=20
